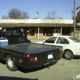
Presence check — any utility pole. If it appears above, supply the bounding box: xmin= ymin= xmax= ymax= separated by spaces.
xmin=73 ymin=0 xmax=76 ymax=36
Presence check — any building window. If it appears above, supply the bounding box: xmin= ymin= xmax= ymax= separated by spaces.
xmin=43 ymin=28 xmax=53 ymax=36
xmin=26 ymin=28 xmax=34 ymax=36
xmin=54 ymin=29 xmax=61 ymax=33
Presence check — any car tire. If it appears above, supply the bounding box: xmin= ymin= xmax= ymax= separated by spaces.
xmin=6 ymin=55 xmax=17 ymax=71
xmin=63 ymin=50 xmax=73 ymax=60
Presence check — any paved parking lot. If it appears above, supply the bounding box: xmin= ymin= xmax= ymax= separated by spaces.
xmin=30 ymin=38 xmax=46 ymax=43
xmin=0 ymin=58 xmax=80 ymax=80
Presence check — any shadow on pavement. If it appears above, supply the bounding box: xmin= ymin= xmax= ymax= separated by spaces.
xmin=18 ymin=61 xmax=57 ymax=73
xmin=0 ymin=59 xmax=6 ymax=64
xmin=74 ymin=56 xmax=80 ymax=59
xmin=0 ymin=59 xmax=57 ymax=73
xmin=0 ymin=76 xmax=38 ymax=80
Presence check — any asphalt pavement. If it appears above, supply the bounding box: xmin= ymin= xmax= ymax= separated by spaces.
xmin=30 ymin=38 xmax=46 ymax=43
xmin=0 ymin=58 xmax=80 ymax=80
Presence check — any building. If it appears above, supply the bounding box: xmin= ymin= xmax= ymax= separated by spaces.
xmin=0 ymin=19 xmax=79 ymax=39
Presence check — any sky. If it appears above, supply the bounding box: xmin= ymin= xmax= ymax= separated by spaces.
xmin=0 ymin=0 xmax=80 ymax=19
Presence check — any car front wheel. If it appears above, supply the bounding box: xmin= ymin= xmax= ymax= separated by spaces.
xmin=63 ymin=50 xmax=73 ymax=60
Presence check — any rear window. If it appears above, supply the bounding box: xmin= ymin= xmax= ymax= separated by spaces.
xmin=1 ymin=28 xmax=23 ymax=36
xmin=69 ymin=37 xmax=80 ymax=43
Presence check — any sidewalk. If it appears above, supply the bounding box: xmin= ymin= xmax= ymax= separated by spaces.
xmin=28 ymin=38 xmax=47 ymax=42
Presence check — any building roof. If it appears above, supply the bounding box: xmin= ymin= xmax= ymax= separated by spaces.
xmin=0 ymin=19 xmax=73 ymax=27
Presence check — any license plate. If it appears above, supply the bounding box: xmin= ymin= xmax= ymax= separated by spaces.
xmin=48 ymin=54 xmax=53 ymax=59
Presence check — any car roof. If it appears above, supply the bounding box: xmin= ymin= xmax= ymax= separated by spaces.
xmin=51 ymin=35 xmax=73 ymax=38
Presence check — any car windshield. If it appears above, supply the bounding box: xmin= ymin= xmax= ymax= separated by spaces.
xmin=69 ymin=37 xmax=80 ymax=43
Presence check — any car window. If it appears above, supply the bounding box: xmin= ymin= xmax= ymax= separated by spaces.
xmin=44 ymin=37 xmax=57 ymax=43
xmin=56 ymin=37 xmax=69 ymax=44
xmin=13 ymin=29 xmax=22 ymax=35
xmin=69 ymin=37 xmax=80 ymax=43
xmin=1 ymin=28 xmax=23 ymax=36
xmin=2 ymin=29 xmax=13 ymax=35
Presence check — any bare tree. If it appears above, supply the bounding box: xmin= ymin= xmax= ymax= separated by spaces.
xmin=4 ymin=8 xmax=30 ymax=19
xmin=8 ymin=8 xmax=21 ymax=19
xmin=2 ymin=15 xmax=8 ymax=19
xmin=22 ymin=11 xmax=29 ymax=19
xmin=45 ymin=11 xmax=57 ymax=19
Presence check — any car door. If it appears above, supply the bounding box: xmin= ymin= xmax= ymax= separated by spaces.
xmin=55 ymin=37 xmax=70 ymax=51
